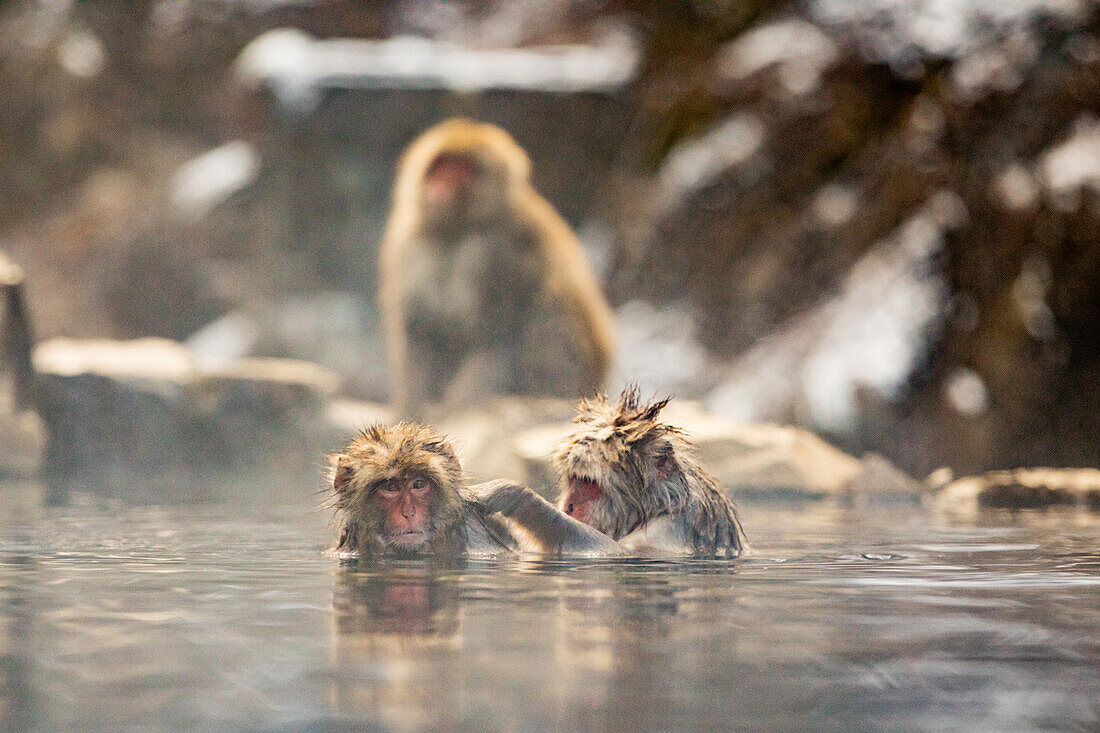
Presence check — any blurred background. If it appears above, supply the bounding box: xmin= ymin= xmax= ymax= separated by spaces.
xmin=1 ymin=0 xmax=1099 ymax=501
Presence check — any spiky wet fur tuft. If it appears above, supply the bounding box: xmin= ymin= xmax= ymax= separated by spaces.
xmin=330 ymin=422 xmax=468 ymax=556
xmin=555 ymin=387 xmax=745 ymax=557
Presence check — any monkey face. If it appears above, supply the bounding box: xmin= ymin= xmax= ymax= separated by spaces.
xmin=398 ymin=120 xmax=526 ymax=234
xmin=373 ymin=473 xmax=435 ymax=549
xmin=423 ymin=152 xmax=478 ymax=206
xmin=555 ymin=388 xmax=691 ymax=539
xmin=420 ymin=148 xmax=511 ymax=231
xmin=330 ymin=424 xmax=467 ymax=556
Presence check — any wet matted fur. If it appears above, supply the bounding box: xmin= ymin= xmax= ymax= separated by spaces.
xmin=555 ymin=387 xmax=746 ymax=557
xmin=329 ymin=422 xmax=515 ymax=557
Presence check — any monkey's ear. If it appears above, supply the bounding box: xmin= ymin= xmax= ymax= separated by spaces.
xmin=333 ymin=459 xmax=353 ymax=494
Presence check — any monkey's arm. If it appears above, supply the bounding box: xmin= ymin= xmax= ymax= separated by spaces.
xmin=471 ymin=480 xmax=626 ymax=557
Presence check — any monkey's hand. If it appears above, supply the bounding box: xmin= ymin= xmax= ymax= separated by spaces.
xmin=470 ymin=480 xmax=626 ymax=557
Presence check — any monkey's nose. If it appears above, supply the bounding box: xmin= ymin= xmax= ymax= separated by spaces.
xmin=566 ymin=503 xmax=574 ymax=515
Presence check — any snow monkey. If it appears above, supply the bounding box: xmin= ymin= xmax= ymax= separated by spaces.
xmin=481 ymin=389 xmax=746 ymax=558
xmin=378 ymin=118 xmax=614 ymax=418
xmin=329 ymin=422 xmax=623 ymax=558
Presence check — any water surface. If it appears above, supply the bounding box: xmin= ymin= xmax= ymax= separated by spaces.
xmin=1 ymin=498 xmax=1098 ymax=731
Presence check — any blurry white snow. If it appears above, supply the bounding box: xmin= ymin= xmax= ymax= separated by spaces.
xmin=396 ymin=0 xmax=590 ymax=49
xmin=811 ymin=183 xmax=859 ymax=228
xmin=0 ymin=252 xmax=25 ymax=287
xmin=944 ymin=367 xmax=989 ymax=417
xmin=811 ymin=0 xmax=1084 ymax=86
xmin=812 ymin=0 xmax=1084 ymax=61
xmin=656 ymin=113 xmax=765 ymax=214
xmin=169 ymin=141 xmax=260 ymax=220
xmin=1011 ymin=256 xmax=1057 ymax=341
xmin=187 ymin=294 xmax=389 ymax=400
xmin=57 ymin=28 xmax=104 ymax=78
xmin=716 ymin=18 xmax=838 ymax=96
xmin=996 ymin=162 xmax=1040 ymax=211
xmin=609 ymin=301 xmax=716 ymax=399
xmin=187 ymin=311 xmax=261 ymax=367
xmin=236 ymin=28 xmax=640 ymax=112
xmin=950 ymin=40 xmax=1031 ymax=100
xmin=1040 ymin=114 xmax=1100 ymax=210
xmin=707 ymin=195 xmax=958 ymax=432
xmin=577 ymin=219 xmax=614 ymax=285
xmin=34 ymin=338 xmax=194 ymax=382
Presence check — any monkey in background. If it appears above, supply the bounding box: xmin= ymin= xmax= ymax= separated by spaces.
xmin=481 ymin=388 xmax=746 ymax=558
xmin=329 ymin=422 xmax=623 ymax=558
xmin=378 ymin=118 xmax=614 ymax=418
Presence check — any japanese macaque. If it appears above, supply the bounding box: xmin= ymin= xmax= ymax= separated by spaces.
xmin=556 ymin=389 xmax=746 ymax=557
xmin=329 ymin=422 xmax=623 ymax=558
xmin=484 ymin=389 xmax=746 ymax=557
xmin=378 ymin=118 xmax=614 ymax=418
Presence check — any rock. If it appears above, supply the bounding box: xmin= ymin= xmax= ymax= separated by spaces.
xmin=0 ymin=411 xmax=47 ymax=479
xmin=0 ymin=252 xmax=46 ymax=479
xmin=845 ymin=452 xmax=929 ymax=502
xmin=33 ymin=337 xmax=342 ymax=504
xmin=935 ymin=467 xmax=1100 ymax=516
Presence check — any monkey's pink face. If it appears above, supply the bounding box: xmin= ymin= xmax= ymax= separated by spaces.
xmin=374 ymin=474 xmax=434 ymax=548
xmin=424 ymin=152 xmax=477 ymax=206
xmin=563 ymin=476 xmax=602 ymax=524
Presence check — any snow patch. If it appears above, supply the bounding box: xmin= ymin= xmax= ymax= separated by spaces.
xmin=169 ymin=141 xmax=260 ymax=220
xmin=236 ymin=29 xmax=640 ymax=112
xmin=717 ymin=18 xmax=838 ymax=95
xmin=57 ymin=28 xmax=104 ymax=78
xmin=707 ymin=197 xmax=954 ymax=432
xmin=1040 ymin=114 xmax=1100 ymax=210
xmin=609 ymin=301 xmax=715 ymax=399
xmin=656 ymin=114 xmax=766 ymax=212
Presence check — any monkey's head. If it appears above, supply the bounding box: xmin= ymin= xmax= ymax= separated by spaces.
xmin=331 ymin=423 xmax=466 ymax=555
xmin=555 ymin=387 xmax=694 ymax=539
xmin=393 ymin=118 xmax=531 ymax=234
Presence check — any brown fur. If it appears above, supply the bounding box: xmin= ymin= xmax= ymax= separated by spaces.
xmin=330 ymin=423 xmax=514 ymax=557
xmin=379 ymin=118 xmax=614 ymax=417
xmin=554 ymin=388 xmax=746 ymax=558
xmin=329 ymin=422 xmax=624 ymax=558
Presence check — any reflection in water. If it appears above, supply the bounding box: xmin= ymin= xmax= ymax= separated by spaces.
xmin=334 ymin=562 xmax=460 ymax=639
xmin=0 ymin=552 xmax=35 ymax=733
xmin=330 ymin=562 xmax=464 ymax=729
xmin=0 ymin=499 xmax=1097 ymax=730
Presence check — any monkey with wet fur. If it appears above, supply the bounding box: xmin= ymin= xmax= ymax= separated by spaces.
xmin=330 ymin=422 xmax=623 ymax=558
xmin=481 ymin=388 xmax=746 ymax=558
xmin=379 ymin=118 xmax=614 ymax=418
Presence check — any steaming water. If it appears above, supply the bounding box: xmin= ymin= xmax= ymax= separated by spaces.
xmin=1 ymin=498 xmax=1098 ymax=731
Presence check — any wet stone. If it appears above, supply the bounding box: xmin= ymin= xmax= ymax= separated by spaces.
xmin=936 ymin=468 xmax=1100 ymax=515
xmin=33 ymin=337 xmax=342 ymax=503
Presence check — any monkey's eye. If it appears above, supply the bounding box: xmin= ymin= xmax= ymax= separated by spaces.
xmin=411 ymin=478 xmax=429 ymax=492
xmin=377 ymin=483 xmax=400 ymax=497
